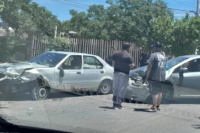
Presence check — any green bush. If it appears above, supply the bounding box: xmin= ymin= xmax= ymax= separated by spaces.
xmin=0 ymin=36 xmax=24 ymax=62
xmin=46 ymin=37 xmax=71 ymax=51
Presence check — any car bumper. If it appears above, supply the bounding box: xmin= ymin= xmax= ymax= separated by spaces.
xmin=125 ymin=80 xmax=150 ymax=102
xmin=0 ymin=76 xmax=37 ymax=93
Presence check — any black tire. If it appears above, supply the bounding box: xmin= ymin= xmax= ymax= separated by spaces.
xmin=145 ymin=84 xmax=173 ymax=104
xmin=31 ymin=86 xmax=50 ymax=100
xmin=97 ymin=80 xmax=112 ymax=94
xmin=161 ymin=84 xmax=173 ymax=104
xmin=145 ymin=95 xmax=153 ymax=104
xmin=124 ymin=98 xmax=133 ymax=103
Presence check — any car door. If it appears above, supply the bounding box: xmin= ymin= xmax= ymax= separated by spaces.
xmin=172 ymin=58 xmax=200 ymax=97
xmin=54 ymin=55 xmax=83 ymax=91
xmin=82 ymin=55 xmax=104 ymax=89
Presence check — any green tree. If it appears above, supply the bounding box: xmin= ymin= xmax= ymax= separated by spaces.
xmin=171 ymin=14 xmax=200 ymax=56
xmin=46 ymin=37 xmax=71 ymax=51
xmin=0 ymin=0 xmax=60 ymax=61
xmin=0 ymin=0 xmax=59 ymax=37
xmin=67 ymin=0 xmax=172 ymax=45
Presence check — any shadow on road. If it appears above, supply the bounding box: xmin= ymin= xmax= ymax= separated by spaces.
xmin=99 ymin=106 xmax=115 ymax=110
xmin=0 ymin=91 xmax=80 ymax=101
xmin=125 ymin=97 xmax=200 ymax=105
xmin=133 ymin=108 xmax=149 ymax=112
xmin=0 ymin=90 xmax=111 ymax=102
xmin=169 ymin=98 xmax=200 ymax=104
xmin=192 ymin=124 xmax=200 ymax=129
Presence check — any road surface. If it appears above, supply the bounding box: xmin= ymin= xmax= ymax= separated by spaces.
xmin=0 ymin=91 xmax=200 ymax=133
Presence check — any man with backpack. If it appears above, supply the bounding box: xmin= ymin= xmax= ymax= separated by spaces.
xmin=144 ymin=42 xmax=167 ymax=111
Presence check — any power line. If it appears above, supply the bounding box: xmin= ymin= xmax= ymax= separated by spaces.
xmin=148 ymin=1 xmax=196 ymax=13
xmin=172 ymin=0 xmax=195 ymax=9
xmin=62 ymin=0 xmax=90 ymax=7
xmin=52 ymin=0 xmax=195 ymax=16
xmin=51 ymin=0 xmax=89 ymax=9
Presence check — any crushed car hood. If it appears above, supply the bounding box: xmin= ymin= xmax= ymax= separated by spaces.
xmin=0 ymin=62 xmax=49 ymax=81
xmin=129 ymin=65 xmax=171 ymax=79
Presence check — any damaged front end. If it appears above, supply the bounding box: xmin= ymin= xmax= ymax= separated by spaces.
xmin=0 ymin=63 xmax=43 ymax=93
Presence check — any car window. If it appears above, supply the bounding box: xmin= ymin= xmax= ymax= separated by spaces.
xmin=166 ymin=56 xmax=188 ymax=70
xmin=184 ymin=59 xmax=200 ymax=72
xmin=62 ymin=55 xmax=82 ymax=70
xmin=83 ymin=56 xmax=103 ymax=69
xmin=29 ymin=52 xmax=67 ymax=67
xmin=173 ymin=66 xmax=181 ymax=73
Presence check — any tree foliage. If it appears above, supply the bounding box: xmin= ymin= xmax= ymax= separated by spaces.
xmin=46 ymin=37 xmax=71 ymax=51
xmin=0 ymin=0 xmax=59 ymax=37
xmin=0 ymin=0 xmax=61 ymax=62
xmin=61 ymin=0 xmax=200 ymax=56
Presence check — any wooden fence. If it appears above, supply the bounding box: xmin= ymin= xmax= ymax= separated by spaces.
xmin=24 ymin=37 xmax=142 ymax=66
xmin=67 ymin=38 xmax=141 ymax=66
xmin=27 ymin=35 xmax=49 ymax=59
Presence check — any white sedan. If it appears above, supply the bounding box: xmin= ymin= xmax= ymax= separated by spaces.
xmin=0 ymin=51 xmax=114 ymax=100
xmin=125 ymin=55 xmax=200 ymax=103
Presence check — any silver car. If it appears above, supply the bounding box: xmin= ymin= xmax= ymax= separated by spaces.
xmin=0 ymin=51 xmax=114 ymax=100
xmin=125 ymin=55 xmax=200 ymax=103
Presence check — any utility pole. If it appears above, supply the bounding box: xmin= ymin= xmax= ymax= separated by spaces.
xmin=54 ymin=25 xmax=57 ymax=38
xmin=196 ymin=0 xmax=200 ymax=16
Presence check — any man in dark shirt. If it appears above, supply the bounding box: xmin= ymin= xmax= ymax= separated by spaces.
xmin=112 ymin=42 xmax=135 ymax=110
xmin=144 ymin=42 xmax=167 ymax=112
xmin=139 ymin=47 xmax=149 ymax=67
xmin=105 ymin=55 xmax=112 ymax=66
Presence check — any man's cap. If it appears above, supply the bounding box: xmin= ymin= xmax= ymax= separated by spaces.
xmin=151 ymin=41 xmax=162 ymax=48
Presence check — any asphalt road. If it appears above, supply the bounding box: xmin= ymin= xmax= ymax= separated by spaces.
xmin=0 ymin=91 xmax=200 ymax=133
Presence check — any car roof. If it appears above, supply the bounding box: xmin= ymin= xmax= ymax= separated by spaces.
xmin=180 ymin=55 xmax=200 ymax=58
xmin=47 ymin=51 xmax=96 ymax=56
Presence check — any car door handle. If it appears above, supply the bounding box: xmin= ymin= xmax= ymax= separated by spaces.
xmin=77 ymin=72 xmax=81 ymax=74
xmin=100 ymin=71 xmax=104 ymax=74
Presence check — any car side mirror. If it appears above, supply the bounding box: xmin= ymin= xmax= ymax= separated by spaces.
xmin=58 ymin=66 xmax=64 ymax=77
xmin=179 ymin=67 xmax=188 ymax=73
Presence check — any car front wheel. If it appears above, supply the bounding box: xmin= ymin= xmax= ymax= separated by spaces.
xmin=31 ymin=86 xmax=50 ymax=100
xmin=145 ymin=84 xmax=173 ymax=104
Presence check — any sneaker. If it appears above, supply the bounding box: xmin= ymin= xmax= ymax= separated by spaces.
xmin=147 ymin=106 xmax=157 ymax=112
xmin=142 ymin=81 xmax=149 ymax=87
xmin=118 ymin=105 xmax=125 ymax=110
xmin=156 ymin=106 xmax=161 ymax=111
xmin=113 ymin=103 xmax=124 ymax=110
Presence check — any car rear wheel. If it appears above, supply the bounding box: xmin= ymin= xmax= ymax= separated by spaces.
xmin=97 ymin=80 xmax=112 ymax=94
xmin=31 ymin=86 xmax=50 ymax=100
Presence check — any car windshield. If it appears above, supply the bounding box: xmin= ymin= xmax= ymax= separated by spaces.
xmin=29 ymin=52 xmax=67 ymax=67
xmin=166 ymin=56 xmax=189 ymax=69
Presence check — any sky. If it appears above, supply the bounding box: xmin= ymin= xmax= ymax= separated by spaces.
xmin=32 ymin=0 xmax=197 ymax=21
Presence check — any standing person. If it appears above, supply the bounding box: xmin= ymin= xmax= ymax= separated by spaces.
xmin=144 ymin=42 xmax=167 ymax=112
xmin=105 ymin=55 xmax=112 ymax=66
xmin=139 ymin=46 xmax=149 ymax=67
xmin=112 ymin=42 xmax=135 ymax=110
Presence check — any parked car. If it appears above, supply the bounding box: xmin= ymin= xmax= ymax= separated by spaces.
xmin=0 ymin=51 xmax=114 ymax=100
xmin=125 ymin=55 xmax=200 ymax=103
